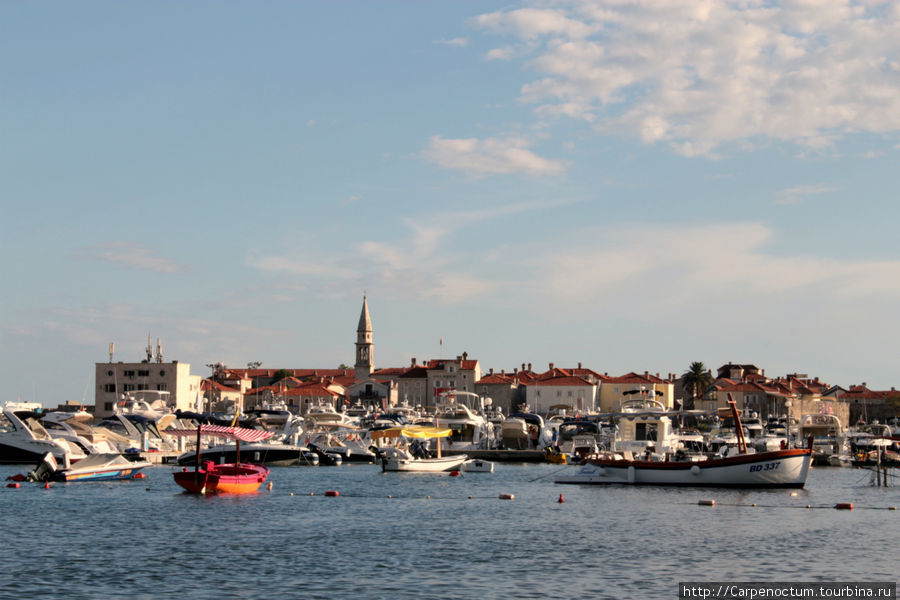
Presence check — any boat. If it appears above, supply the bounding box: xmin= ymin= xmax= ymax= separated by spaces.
xmin=22 ymin=451 xmax=152 ymax=482
xmin=167 ymin=424 xmax=274 ymax=494
xmin=500 ymin=411 xmax=550 ymax=450
xmin=0 ymin=406 xmax=88 ymax=464
xmin=176 ymin=442 xmax=307 ymax=467
xmin=370 ymin=425 xmax=467 ymax=472
xmin=433 ymin=391 xmax=494 ymax=451
xmin=462 ymin=459 xmax=495 ymax=473
xmin=556 ymin=397 xmax=812 ymax=488
xmin=798 ymin=413 xmax=843 ymax=465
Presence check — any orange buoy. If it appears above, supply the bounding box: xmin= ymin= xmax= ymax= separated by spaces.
xmin=44 ymin=482 xmax=50 ymax=489
xmin=835 ymin=503 xmax=854 ymax=510
xmin=266 ymin=482 xmax=273 ymax=491
xmin=558 ymin=493 xmax=565 ymax=503
xmin=449 ymin=470 xmax=460 ymax=477
xmin=133 ymin=472 xmax=147 ymax=479
xmin=499 ymin=493 xmax=515 ymax=500
xmin=698 ymin=499 xmax=715 ymax=506
xmin=325 ymin=490 xmax=340 ymax=497
xmin=6 ymin=483 xmax=20 ymax=489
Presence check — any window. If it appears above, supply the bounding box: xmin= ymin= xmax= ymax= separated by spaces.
xmin=159 ymin=370 xmax=166 ymax=376
xmin=137 ymin=384 xmax=149 ymax=391
xmin=557 ymin=391 xmax=562 ymax=397
xmin=124 ymin=370 xmax=135 ymax=377
xmin=156 ymin=383 xmax=168 ymax=391
xmin=104 ymin=402 xmax=113 ymax=411
xmin=104 ymin=384 xmax=116 ymax=393
xmin=123 ymin=384 xmax=135 ymax=392
xmin=567 ymin=391 xmax=573 ymax=397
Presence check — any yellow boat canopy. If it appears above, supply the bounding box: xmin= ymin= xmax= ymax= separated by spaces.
xmin=370 ymin=426 xmax=452 ymax=440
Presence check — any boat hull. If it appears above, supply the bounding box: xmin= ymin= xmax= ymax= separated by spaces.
xmin=53 ymin=465 xmax=147 ymax=482
xmin=177 ymin=444 xmax=303 ymax=467
xmin=383 ymin=454 xmax=468 ymax=472
xmin=173 ymin=463 xmax=270 ymax=494
xmin=556 ymin=449 xmax=812 ymax=488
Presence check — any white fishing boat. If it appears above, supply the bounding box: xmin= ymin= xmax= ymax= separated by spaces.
xmin=556 ymin=397 xmax=812 ymax=488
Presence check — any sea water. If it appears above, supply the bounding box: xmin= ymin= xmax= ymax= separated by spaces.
xmin=1 ymin=464 xmax=896 ymax=600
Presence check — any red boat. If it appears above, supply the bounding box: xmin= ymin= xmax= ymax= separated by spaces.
xmin=169 ymin=424 xmax=274 ymax=495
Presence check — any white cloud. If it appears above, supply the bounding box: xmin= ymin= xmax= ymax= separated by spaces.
xmin=471 ymin=1 xmax=900 ymax=156
xmin=525 ymin=222 xmax=900 ymax=318
xmin=422 ymin=135 xmax=567 ymax=176
xmin=775 ymin=184 xmax=839 ymax=205
xmin=80 ymin=242 xmax=179 ymax=273
xmin=435 ymin=37 xmax=469 ymax=47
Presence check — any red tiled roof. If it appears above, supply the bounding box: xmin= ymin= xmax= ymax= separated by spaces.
xmin=476 ymin=373 xmax=517 ymax=385
xmin=202 ymin=379 xmax=239 ymax=392
xmin=526 ymin=375 xmax=595 ymax=387
xmin=604 ymin=372 xmax=668 ymax=384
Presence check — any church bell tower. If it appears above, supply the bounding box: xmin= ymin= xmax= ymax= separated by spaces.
xmin=355 ymin=295 xmax=374 ymax=380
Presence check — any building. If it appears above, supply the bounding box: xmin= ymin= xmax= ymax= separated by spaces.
xmin=475 ymin=369 xmax=523 ymax=415
xmin=423 ymin=353 xmax=481 ymax=411
xmin=94 ymin=340 xmax=201 ymax=417
xmin=523 ymin=372 xmax=598 ymax=415
xmin=597 ymin=372 xmax=675 ymax=412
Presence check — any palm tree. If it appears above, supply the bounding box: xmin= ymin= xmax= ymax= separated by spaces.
xmin=682 ymin=361 xmax=714 ymax=410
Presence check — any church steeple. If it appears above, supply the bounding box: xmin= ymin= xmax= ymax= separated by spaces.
xmin=355 ymin=295 xmax=373 ymax=380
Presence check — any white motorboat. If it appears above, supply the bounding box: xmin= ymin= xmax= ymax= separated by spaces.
xmin=556 ymin=397 xmax=812 ymax=488
xmin=378 ymin=447 xmax=467 ymax=472
xmin=462 ymin=459 xmax=494 ymax=473
xmin=798 ymin=413 xmax=843 ymax=465
xmin=25 ymin=452 xmax=152 ymax=482
xmin=434 ymin=391 xmax=494 ymax=451
xmin=500 ymin=412 xmax=550 ymax=450
xmin=371 ymin=425 xmax=467 ymax=472
xmin=0 ymin=406 xmax=87 ymax=464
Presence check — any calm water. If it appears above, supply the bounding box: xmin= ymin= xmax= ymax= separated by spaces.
xmin=1 ymin=463 xmax=896 ymax=600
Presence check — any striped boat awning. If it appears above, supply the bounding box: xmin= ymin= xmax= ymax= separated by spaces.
xmin=165 ymin=425 xmax=275 ymax=443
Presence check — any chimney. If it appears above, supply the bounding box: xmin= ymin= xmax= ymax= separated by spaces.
xmin=522 ymin=363 xmax=526 ymax=372
xmin=514 ymin=368 xmax=518 ymax=374
xmin=411 ymin=357 xmax=417 ymax=367
xmin=578 ymin=362 xmax=582 ymax=369
xmin=462 ymin=351 xmax=468 ymax=361
xmin=549 ymin=362 xmax=554 ymax=370
xmin=644 ymin=371 xmax=649 ymax=377
xmin=489 ymin=368 xmax=494 ymax=375
xmin=527 ymin=362 xmax=532 ymax=371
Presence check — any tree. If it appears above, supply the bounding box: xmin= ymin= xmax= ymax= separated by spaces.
xmin=338 ymin=363 xmax=351 ymax=370
xmin=682 ymin=361 xmax=714 ymax=410
xmin=272 ymin=369 xmax=293 ymax=382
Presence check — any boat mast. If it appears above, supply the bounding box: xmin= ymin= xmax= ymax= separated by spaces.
xmin=726 ymin=393 xmax=748 ymax=454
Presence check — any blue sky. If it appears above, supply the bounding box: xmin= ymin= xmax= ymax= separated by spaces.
xmin=3 ymin=1 xmax=900 ymax=407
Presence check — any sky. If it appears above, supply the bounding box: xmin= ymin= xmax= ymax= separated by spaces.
xmin=3 ymin=1 xmax=900 ymax=407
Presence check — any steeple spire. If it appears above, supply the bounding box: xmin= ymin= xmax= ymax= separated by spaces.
xmin=355 ymin=295 xmax=374 ymax=380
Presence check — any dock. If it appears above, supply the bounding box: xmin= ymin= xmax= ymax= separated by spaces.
xmin=140 ymin=451 xmax=181 ymax=465
xmin=442 ymin=449 xmax=546 ymax=463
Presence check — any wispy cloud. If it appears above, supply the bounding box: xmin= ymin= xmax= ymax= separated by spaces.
xmin=775 ymin=184 xmax=839 ymax=205
xmin=435 ymin=37 xmax=469 ymax=47
xmin=247 ymin=199 xmax=578 ymax=304
xmin=79 ymin=242 xmax=179 ymax=273
xmin=471 ymin=1 xmax=900 ymax=157
xmin=422 ymin=135 xmax=567 ymax=176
